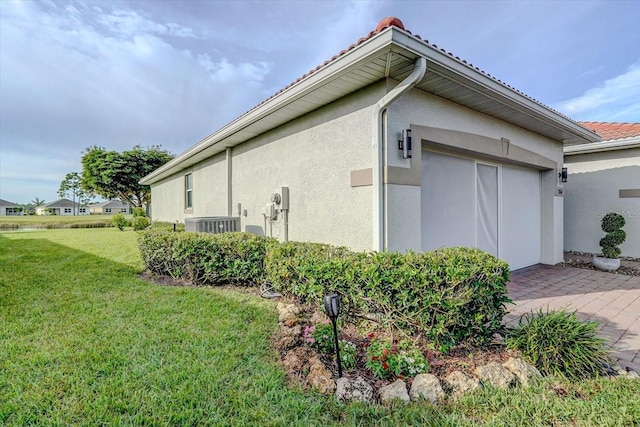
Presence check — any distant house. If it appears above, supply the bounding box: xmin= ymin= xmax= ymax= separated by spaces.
xmin=90 ymin=200 xmax=132 ymax=215
xmin=36 ymin=198 xmax=90 ymax=216
xmin=141 ymin=17 xmax=599 ymax=270
xmin=0 ymin=199 xmax=22 ymax=216
xmin=564 ymin=122 xmax=640 ymax=258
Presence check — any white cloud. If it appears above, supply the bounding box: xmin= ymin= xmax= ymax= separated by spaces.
xmin=0 ymin=0 xmax=275 ymax=203
xmin=553 ymin=62 xmax=640 ymax=121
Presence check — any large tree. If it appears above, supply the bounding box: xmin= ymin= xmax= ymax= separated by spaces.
xmin=81 ymin=145 xmax=173 ymax=208
xmin=58 ymin=172 xmax=91 ymax=215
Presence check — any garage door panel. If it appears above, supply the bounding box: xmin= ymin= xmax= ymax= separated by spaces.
xmin=421 ymin=151 xmax=475 ymax=250
xmin=501 ymin=166 xmax=541 ymax=270
xmin=421 ymin=151 xmax=541 ymax=270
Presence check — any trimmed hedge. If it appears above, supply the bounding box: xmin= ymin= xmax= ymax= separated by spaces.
xmin=137 ymin=229 xmax=272 ymax=286
xmin=137 ymin=229 xmax=511 ymax=351
xmin=265 ymin=243 xmax=510 ymax=351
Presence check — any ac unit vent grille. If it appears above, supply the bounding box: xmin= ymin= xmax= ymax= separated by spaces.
xmin=185 ymin=217 xmax=240 ymax=234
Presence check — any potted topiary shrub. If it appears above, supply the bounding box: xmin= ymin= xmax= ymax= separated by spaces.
xmin=593 ymin=212 xmax=626 ymax=271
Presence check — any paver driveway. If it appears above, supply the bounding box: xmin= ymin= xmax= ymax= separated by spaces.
xmin=506 ymin=264 xmax=640 ymax=372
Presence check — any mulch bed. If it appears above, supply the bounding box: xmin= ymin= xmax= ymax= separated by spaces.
xmin=562 ymin=252 xmax=640 ymax=277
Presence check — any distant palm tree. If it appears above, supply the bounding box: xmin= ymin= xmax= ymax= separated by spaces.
xmin=31 ymin=197 xmax=45 ymax=206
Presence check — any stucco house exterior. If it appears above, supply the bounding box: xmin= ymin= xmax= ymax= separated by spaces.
xmin=36 ymin=198 xmax=90 ymax=216
xmin=0 ymin=199 xmax=22 ymax=216
xmin=90 ymin=200 xmax=132 ymax=215
xmin=564 ymin=122 xmax=640 ymax=258
xmin=141 ymin=17 xmax=599 ymax=270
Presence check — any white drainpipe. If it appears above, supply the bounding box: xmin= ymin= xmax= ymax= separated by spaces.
xmin=372 ymin=57 xmax=427 ymax=252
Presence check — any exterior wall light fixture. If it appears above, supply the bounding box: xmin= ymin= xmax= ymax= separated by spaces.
xmin=323 ymin=293 xmax=343 ymax=378
xmin=559 ymin=167 xmax=568 ymax=183
xmin=398 ymin=129 xmax=412 ymax=159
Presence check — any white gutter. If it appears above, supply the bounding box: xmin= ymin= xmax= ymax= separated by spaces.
xmin=372 ymin=56 xmax=427 ymax=252
xmin=564 ymin=136 xmax=640 ymax=155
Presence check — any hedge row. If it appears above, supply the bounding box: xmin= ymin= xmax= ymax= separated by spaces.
xmin=137 ymin=227 xmax=511 ymax=351
xmin=138 ymin=225 xmax=271 ymax=286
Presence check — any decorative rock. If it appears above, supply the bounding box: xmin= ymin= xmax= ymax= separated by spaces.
xmin=335 ymin=376 xmax=374 ymax=404
xmin=277 ymin=303 xmax=300 ymax=325
xmin=309 ymin=310 xmax=327 ymax=325
xmin=502 ymin=357 xmax=542 ymax=387
xmin=443 ymin=371 xmax=481 ymax=398
xmin=278 ymin=324 xmax=302 ymax=350
xmin=307 ymin=356 xmax=335 ymax=395
xmin=379 ymin=379 xmax=410 ymax=404
xmin=409 ymin=373 xmax=445 ymax=403
xmin=475 ymin=362 xmax=517 ymax=389
xmin=282 ymin=346 xmax=317 ymax=377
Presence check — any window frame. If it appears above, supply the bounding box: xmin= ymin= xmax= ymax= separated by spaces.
xmin=185 ymin=173 xmax=193 ymax=211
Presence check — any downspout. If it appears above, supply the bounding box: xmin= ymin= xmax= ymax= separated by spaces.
xmin=226 ymin=148 xmax=232 ymax=217
xmin=372 ymin=57 xmax=427 ymax=252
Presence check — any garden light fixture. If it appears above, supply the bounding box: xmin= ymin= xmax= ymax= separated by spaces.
xmin=323 ymin=293 xmax=343 ymax=378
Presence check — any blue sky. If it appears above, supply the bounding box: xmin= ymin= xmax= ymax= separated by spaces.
xmin=1 ymin=0 xmax=639 ymax=204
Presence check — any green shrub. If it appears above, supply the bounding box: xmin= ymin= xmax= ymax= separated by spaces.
xmin=365 ymin=337 xmax=429 ymax=379
xmin=133 ymin=207 xmax=146 ymax=217
xmin=303 ymin=323 xmax=335 ymax=354
xmin=265 ymin=244 xmax=510 ymax=352
xmin=132 ymin=216 xmax=150 ymax=231
xmin=137 ymin=229 xmax=273 ymax=286
xmin=339 ymin=340 xmax=357 ymax=370
xmin=68 ymin=221 xmax=111 ymax=228
xmin=112 ymin=213 xmax=128 ymax=231
xmin=138 ymin=229 xmax=510 ymax=350
xmin=506 ymin=309 xmax=613 ymax=380
xmin=599 ymin=213 xmax=626 ymax=258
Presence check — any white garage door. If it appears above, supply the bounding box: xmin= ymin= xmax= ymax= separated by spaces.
xmin=421 ymin=151 xmax=541 ymax=270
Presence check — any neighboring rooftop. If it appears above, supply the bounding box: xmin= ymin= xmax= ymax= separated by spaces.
xmin=579 ymin=122 xmax=640 ymax=141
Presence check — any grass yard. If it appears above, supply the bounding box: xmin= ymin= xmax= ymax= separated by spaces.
xmin=1 ymin=228 xmax=639 ymax=425
xmin=0 ymin=214 xmax=121 ymax=232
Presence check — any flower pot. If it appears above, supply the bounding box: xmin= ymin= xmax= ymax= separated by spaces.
xmin=593 ymin=255 xmax=620 ymax=271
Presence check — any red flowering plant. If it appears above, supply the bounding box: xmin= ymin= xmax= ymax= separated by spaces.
xmin=365 ymin=336 xmax=429 ymax=379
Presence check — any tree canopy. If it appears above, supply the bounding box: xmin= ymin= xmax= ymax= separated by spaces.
xmin=81 ymin=145 xmax=173 ymax=208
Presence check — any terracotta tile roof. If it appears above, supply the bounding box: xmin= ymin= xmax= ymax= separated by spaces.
xmin=578 ymin=122 xmax=640 ymax=141
xmin=225 ymin=16 xmax=585 ymax=131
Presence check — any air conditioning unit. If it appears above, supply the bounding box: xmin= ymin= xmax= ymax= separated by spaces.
xmin=185 ymin=217 xmax=240 ymax=234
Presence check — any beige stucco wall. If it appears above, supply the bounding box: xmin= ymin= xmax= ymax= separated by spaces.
xmin=150 ymin=172 xmax=187 ymax=222
xmin=385 ymin=84 xmax=565 ymax=264
xmin=230 ymin=84 xmax=382 ymax=251
xmin=151 ymin=83 xmax=385 ymax=251
xmin=564 ymin=148 xmax=640 ymax=258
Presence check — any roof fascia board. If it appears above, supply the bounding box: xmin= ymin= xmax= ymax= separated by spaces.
xmin=389 ymin=30 xmax=600 ymax=144
xmin=564 ymin=136 xmax=640 ymax=155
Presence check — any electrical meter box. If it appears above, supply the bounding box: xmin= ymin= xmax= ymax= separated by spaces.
xmin=272 ymin=186 xmax=289 ymax=210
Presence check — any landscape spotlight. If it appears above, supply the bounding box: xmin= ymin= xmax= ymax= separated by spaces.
xmin=323 ymin=294 xmax=342 ymax=378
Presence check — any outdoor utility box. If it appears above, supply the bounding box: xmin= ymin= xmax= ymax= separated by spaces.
xmin=185 ymin=217 xmax=240 ymax=234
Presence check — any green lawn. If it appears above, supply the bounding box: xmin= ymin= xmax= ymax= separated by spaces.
xmin=1 ymin=229 xmax=639 ymax=426
xmin=0 ymin=214 xmax=119 ymax=224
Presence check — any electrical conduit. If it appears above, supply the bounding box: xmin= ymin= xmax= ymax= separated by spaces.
xmin=372 ymin=57 xmax=427 ymax=252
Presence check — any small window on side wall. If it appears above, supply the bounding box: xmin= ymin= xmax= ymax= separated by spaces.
xmin=185 ymin=173 xmax=193 ymax=209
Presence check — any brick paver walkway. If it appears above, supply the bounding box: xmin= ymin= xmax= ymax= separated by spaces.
xmin=506 ymin=264 xmax=640 ymax=372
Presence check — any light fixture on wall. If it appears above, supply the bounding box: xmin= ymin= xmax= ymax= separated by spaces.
xmin=559 ymin=167 xmax=568 ymax=183
xmin=398 ymin=129 xmax=412 ymax=159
